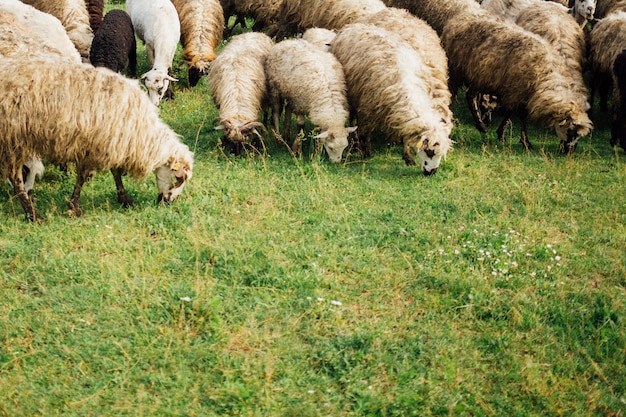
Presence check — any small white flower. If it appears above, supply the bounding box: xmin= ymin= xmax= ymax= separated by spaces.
xmin=180 ymin=297 xmax=191 ymax=302
xmin=454 ymin=249 xmax=460 ymax=255
xmin=555 ymin=256 xmax=561 ymax=261
xmin=331 ymin=300 xmax=342 ymax=306
xmin=307 ymin=390 xmax=315 ymax=395
xmin=317 ymin=297 xmax=324 ymax=302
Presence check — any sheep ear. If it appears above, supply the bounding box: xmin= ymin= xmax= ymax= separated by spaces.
xmin=416 ymin=135 xmax=428 ymax=151
xmin=140 ymin=73 xmax=147 ymax=80
xmin=165 ymin=74 xmax=178 ymax=82
xmin=346 ymin=126 xmax=358 ymax=133
xmin=315 ymin=131 xmax=330 ymax=139
xmin=214 ymin=125 xmax=224 ymax=131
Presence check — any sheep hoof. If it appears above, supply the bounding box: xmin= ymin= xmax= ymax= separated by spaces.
xmin=68 ymin=201 xmax=83 ymax=218
xmin=26 ymin=212 xmax=45 ymax=223
xmin=117 ymin=194 xmax=135 ymax=207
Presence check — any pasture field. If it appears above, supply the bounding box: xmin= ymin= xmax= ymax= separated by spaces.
xmin=1 ymin=6 xmax=625 ymax=416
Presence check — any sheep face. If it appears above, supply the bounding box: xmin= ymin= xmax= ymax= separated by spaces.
xmin=155 ymin=153 xmax=194 ymax=203
xmin=409 ymin=134 xmax=451 ymax=176
xmin=142 ymin=68 xmax=177 ymax=106
xmin=315 ymin=126 xmax=357 ymax=163
xmin=554 ymin=116 xmax=592 ymax=154
xmin=574 ymin=0 xmax=596 ymax=20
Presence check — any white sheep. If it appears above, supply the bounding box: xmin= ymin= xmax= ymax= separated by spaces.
xmin=301 ymin=27 xmax=336 ymax=51
xmin=0 ymin=57 xmax=194 ymax=221
xmin=329 ymin=23 xmax=453 ymax=174
xmin=442 ymin=10 xmax=592 ymax=153
xmin=170 ymin=0 xmax=224 ymax=87
xmin=127 ymin=0 xmax=180 ymax=106
xmin=0 ymin=0 xmax=82 ymax=63
xmin=208 ymin=32 xmax=274 ymax=155
xmin=482 ymin=0 xmax=596 ymax=25
xmin=277 ymin=0 xmax=386 ymax=39
xmin=265 ymin=38 xmax=357 ymax=163
xmin=19 ymin=0 xmax=93 ymax=60
xmin=381 ymin=0 xmax=481 ymax=35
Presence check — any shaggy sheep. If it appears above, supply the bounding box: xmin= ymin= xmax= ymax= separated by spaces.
xmin=330 ymin=23 xmax=453 ymax=174
xmin=442 ymin=10 xmax=592 ymax=153
xmin=482 ymin=0 xmax=596 ymax=25
xmin=170 ymin=0 xmax=224 ymax=87
xmin=127 ymin=0 xmax=180 ymax=106
xmin=208 ymin=32 xmax=274 ymax=154
xmin=301 ymin=27 xmax=336 ymax=51
xmin=89 ymin=9 xmax=136 ymax=76
xmin=276 ymin=0 xmax=386 ymax=39
xmin=0 ymin=58 xmax=194 ymax=221
xmin=382 ymin=0 xmax=481 ymax=35
xmin=221 ymin=0 xmax=283 ymax=37
xmin=20 ymin=0 xmax=93 ymax=60
xmin=357 ymin=7 xmax=453 ymax=129
xmin=612 ymin=48 xmax=626 ymax=150
xmin=0 ymin=0 xmax=82 ymax=63
xmin=594 ymin=0 xmax=626 ymax=18
xmin=265 ymin=38 xmax=356 ymax=163
xmin=85 ymin=0 xmax=103 ymax=34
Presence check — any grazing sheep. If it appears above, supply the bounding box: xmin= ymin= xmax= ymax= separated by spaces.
xmin=85 ymin=0 xmax=103 ymax=34
xmin=265 ymin=38 xmax=357 ymax=163
xmin=170 ymin=0 xmax=224 ymax=87
xmin=221 ymin=0 xmax=283 ymax=37
xmin=20 ymin=0 xmax=93 ymax=60
xmin=330 ymin=23 xmax=453 ymax=174
xmin=0 ymin=58 xmax=194 ymax=221
xmin=442 ymin=10 xmax=592 ymax=153
xmin=208 ymin=32 xmax=274 ymax=154
xmin=358 ymin=7 xmax=453 ymax=129
xmin=611 ymin=48 xmax=626 ymax=151
xmin=127 ymin=0 xmax=180 ymax=106
xmin=589 ymin=11 xmax=626 ymax=141
xmin=481 ymin=0 xmax=539 ymax=21
xmin=276 ymin=0 xmax=386 ymax=39
xmin=90 ymin=9 xmax=136 ymax=76
xmin=482 ymin=0 xmax=596 ymax=25
xmin=382 ymin=0 xmax=481 ymax=35
xmin=301 ymin=27 xmax=336 ymax=51
xmin=594 ymin=0 xmax=626 ymax=18
xmin=0 ymin=0 xmax=82 ymax=63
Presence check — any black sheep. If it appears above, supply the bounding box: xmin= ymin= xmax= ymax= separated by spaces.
xmin=89 ymin=9 xmax=136 ymax=77
xmin=612 ymin=49 xmax=626 ymax=152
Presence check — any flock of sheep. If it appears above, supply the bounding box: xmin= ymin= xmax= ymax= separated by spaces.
xmin=0 ymin=0 xmax=623 ymax=221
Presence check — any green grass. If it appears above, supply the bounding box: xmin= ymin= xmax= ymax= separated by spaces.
xmin=1 ymin=4 xmax=625 ymax=416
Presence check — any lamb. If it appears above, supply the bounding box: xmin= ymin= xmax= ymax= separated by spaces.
xmin=589 ymin=11 xmax=626 ymax=145
xmin=357 ymin=8 xmax=453 ymax=129
xmin=127 ymin=0 xmax=181 ymax=106
xmin=89 ymin=9 xmax=136 ymax=76
xmin=276 ymin=0 xmax=386 ymax=39
xmin=329 ymin=23 xmax=453 ymax=174
xmin=442 ymin=10 xmax=592 ymax=153
xmin=19 ymin=0 xmax=93 ymax=60
xmin=208 ymin=32 xmax=274 ymax=155
xmin=0 ymin=0 xmax=82 ymax=63
xmin=85 ymin=0 xmax=103 ymax=34
xmin=170 ymin=0 xmax=224 ymax=87
xmin=381 ymin=0 xmax=481 ymax=35
xmin=265 ymin=38 xmax=357 ymax=163
xmin=0 ymin=57 xmax=194 ymax=221
xmin=301 ymin=27 xmax=336 ymax=51
xmin=221 ymin=0 xmax=283 ymax=37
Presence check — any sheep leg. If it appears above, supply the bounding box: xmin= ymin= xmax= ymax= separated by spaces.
xmin=467 ymin=89 xmax=488 ymax=133
xmin=128 ymin=37 xmax=137 ymax=77
xmin=271 ymin=98 xmax=283 ymax=145
xmin=496 ymin=111 xmax=513 ymax=143
xmin=9 ymin=168 xmax=42 ymax=222
xmin=111 ymin=168 xmax=134 ymax=207
xmin=518 ymin=114 xmax=533 ymax=151
xmin=68 ymin=167 xmax=94 ymax=218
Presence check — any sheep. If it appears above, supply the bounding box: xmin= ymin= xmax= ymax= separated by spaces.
xmin=208 ymin=32 xmax=274 ymax=155
xmin=357 ymin=8 xmax=453 ymax=129
xmin=594 ymin=0 xmax=626 ymax=18
xmin=127 ymin=0 xmax=181 ymax=106
xmin=482 ymin=0 xmax=596 ymax=25
xmin=265 ymin=38 xmax=356 ymax=163
xmin=221 ymin=0 xmax=283 ymax=37
xmin=89 ymin=9 xmax=137 ymax=76
xmin=170 ymin=0 xmax=223 ymax=87
xmin=589 ymin=11 xmax=626 ymax=144
xmin=329 ymin=23 xmax=453 ymax=175
xmin=301 ymin=27 xmax=336 ymax=51
xmin=480 ymin=0 xmax=539 ymax=21
xmin=19 ymin=0 xmax=93 ymax=60
xmin=381 ymin=0 xmax=481 ymax=35
xmin=0 ymin=57 xmax=194 ymax=221
xmin=85 ymin=0 xmax=103 ymax=34
xmin=0 ymin=0 xmax=82 ymax=63
xmin=442 ymin=10 xmax=592 ymax=153
xmin=611 ymin=49 xmax=626 ymax=151
xmin=276 ymin=0 xmax=387 ymax=39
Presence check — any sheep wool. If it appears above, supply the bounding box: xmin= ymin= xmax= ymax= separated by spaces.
xmin=208 ymin=32 xmax=274 ymax=153
xmin=170 ymin=0 xmax=223 ymax=87
xmin=89 ymin=9 xmax=137 ymax=76
xmin=0 ymin=58 xmax=193 ymax=221
xmin=85 ymin=0 xmax=104 ymax=34
xmin=222 ymin=0 xmax=283 ymax=37
xmin=480 ymin=0 xmax=539 ymax=21
xmin=382 ymin=0 xmax=481 ymax=35
xmin=330 ymin=23 xmax=453 ymax=175
xmin=20 ymin=0 xmax=93 ymax=59
xmin=442 ymin=10 xmax=592 ymax=153
xmin=301 ymin=27 xmax=336 ymax=51
xmin=265 ymin=38 xmax=356 ymax=163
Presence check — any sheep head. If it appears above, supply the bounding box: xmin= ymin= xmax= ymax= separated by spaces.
xmin=554 ymin=114 xmax=593 ymax=154
xmin=215 ymin=119 xmax=267 ymax=144
xmin=406 ymin=132 xmax=452 ymax=176
xmin=573 ymin=0 xmax=596 ymax=21
xmin=315 ymin=126 xmax=357 ymax=163
xmin=155 ymin=147 xmax=194 ymax=204
xmin=141 ymin=68 xmax=178 ymax=106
